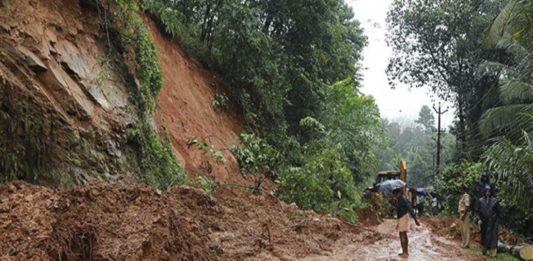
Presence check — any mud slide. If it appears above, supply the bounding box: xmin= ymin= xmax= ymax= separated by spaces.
xmin=0 ymin=182 xmax=491 ymax=261
xmin=146 ymin=18 xmax=252 ymax=186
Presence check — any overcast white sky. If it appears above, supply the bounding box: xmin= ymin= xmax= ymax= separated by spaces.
xmin=346 ymin=0 xmax=455 ymax=128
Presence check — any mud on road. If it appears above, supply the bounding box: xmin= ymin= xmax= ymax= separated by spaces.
xmin=0 ymin=182 xmax=488 ymax=260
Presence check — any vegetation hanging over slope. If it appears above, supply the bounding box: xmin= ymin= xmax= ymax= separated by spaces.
xmin=139 ymin=0 xmax=383 ymax=221
xmin=98 ymin=0 xmax=186 ymax=189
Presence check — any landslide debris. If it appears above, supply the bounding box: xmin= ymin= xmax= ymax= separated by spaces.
xmin=0 ymin=182 xmax=366 ymax=260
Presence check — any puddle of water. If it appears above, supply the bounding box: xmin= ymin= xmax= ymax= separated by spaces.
xmin=301 ymin=219 xmax=474 ymax=261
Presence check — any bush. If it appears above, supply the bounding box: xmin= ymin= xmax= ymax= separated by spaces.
xmin=435 ymin=161 xmax=482 ymax=215
xmin=230 ymin=133 xmax=278 ymax=176
xmin=212 ymin=93 xmax=229 ymax=112
xmin=277 ymin=145 xmax=361 ymax=223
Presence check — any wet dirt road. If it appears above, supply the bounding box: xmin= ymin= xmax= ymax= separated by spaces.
xmin=302 ymin=219 xmax=484 ymax=261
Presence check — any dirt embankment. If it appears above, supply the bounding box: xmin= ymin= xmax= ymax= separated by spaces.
xmin=0 ymin=0 xmax=140 ymax=184
xmin=146 ymin=18 xmax=255 ymax=186
xmin=0 ymin=182 xmax=368 ymax=260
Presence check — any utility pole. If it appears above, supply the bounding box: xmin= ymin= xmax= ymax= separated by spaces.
xmin=433 ymin=102 xmax=448 ymax=175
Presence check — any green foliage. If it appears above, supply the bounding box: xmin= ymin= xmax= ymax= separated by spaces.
xmin=415 ymin=105 xmax=435 ymax=133
xmin=321 ymin=78 xmax=384 ymax=183
xmin=188 ymin=137 xmax=225 ymax=162
xmin=483 ymin=131 xmax=533 ymax=234
xmin=128 ymin=122 xmax=186 ymax=190
xmin=435 ymin=161 xmax=482 ymax=215
xmin=212 ymin=92 xmax=229 ymax=112
xmin=103 ymin=0 xmax=186 ymax=189
xmin=108 ymin=0 xmax=163 ymax=113
xmin=299 ymin=116 xmax=326 ymax=139
xmin=0 ymin=94 xmax=48 ymax=182
xmin=196 ymin=176 xmax=217 ymax=195
xmin=387 ymin=0 xmax=504 ymax=160
xmin=230 ymin=133 xmax=278 ymax=175
xmin=277 ymin=145 xmax=360 ymax=223
xmin=480 ymin=0 xmax=533 ymax=141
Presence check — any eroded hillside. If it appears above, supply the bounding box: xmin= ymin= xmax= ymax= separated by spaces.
xmin=0 ymin=0 xmax=140 ymax=185
xmin=0 ymin=0 xmax=250 ymax=187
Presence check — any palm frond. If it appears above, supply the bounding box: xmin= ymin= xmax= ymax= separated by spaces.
xmin=499 ymin=79 xmax=533 ymax=105
xmin=483 ymin=131 xmax=533 ymax=211
xmin=480 ymin=104 xmax=533 ymax=137
xmin=485 ymin=0 xmax=520 ymax=47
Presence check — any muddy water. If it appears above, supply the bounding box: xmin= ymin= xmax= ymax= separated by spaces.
xmin=302 ymin=219 xmax=482 ymax=261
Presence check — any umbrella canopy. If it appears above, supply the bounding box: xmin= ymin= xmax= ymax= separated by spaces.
xmin=378 ymin=179 xmax=406 ymax=193
xmin=415 ymin=188 xmax=429 ymax=196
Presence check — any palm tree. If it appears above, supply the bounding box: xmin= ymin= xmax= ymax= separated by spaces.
xmin=480 ymin=0 xmax=533 ymax=140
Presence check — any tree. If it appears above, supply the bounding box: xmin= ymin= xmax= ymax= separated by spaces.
xmin=415 ymin=105 xmax=435 ymax=133
xmin=480 ymin=0 xmax=533 ymax=140
xmin=387 ymin=0 xmax=503 ymax=160
xmin=320 ymin=78 xmax=384 ymax=183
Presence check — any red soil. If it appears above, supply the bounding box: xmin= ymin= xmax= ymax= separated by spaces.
xmin=0 ymin=182 xmax=365 ymax=260
xmin=146 ymin=19 xmax=261 ymax=187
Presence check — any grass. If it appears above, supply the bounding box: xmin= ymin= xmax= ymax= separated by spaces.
xmin=468 ymin=244 xmax=520 ymax=261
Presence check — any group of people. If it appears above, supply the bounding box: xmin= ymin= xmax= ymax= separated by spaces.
xmin=458 ymin=174 xmax=500 ymax=257
xmin=390 ymin=174 xmax=500 ymax=258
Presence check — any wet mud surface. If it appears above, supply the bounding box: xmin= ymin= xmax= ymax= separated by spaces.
xmin=0 ymin=182 xmax=491 ymax=261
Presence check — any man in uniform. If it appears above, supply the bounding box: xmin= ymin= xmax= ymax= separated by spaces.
xmin=458 ymin=186 xmax=471 ymax=248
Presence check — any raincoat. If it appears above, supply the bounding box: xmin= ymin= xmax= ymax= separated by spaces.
xmin=476 ymin=196 xmax=499 ymax=249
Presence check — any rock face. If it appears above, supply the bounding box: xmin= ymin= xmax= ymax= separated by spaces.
xmin=0 ymin=0 xmax=140 ymax=185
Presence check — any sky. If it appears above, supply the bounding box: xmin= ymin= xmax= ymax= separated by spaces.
xmin=346 ymin=0 xmax=455 ymax=128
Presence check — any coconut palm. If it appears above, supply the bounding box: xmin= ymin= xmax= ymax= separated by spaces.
xmin=480 ymin=0 xmax=533 ymax=140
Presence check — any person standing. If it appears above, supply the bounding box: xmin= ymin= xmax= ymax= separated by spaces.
xmin=393 ymin=188 xmax=421 ymax=258
xmin=476 ymin=174 xmax=497 ymax=198
xmin=477 ymin=185 xmax=500 ymax=257
xmin=458 ymin=186 xmax=471 ymax=248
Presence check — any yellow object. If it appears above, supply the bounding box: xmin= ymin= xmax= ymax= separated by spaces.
xmin=399 ymin=160 xmax=407 ymax=182
xmin=520 ymin=244 xmax=533 ymax=260
xmin=461 ymin=215 xmax=471 ymax=248
xmin=400 ymin=160 xmax=407 ymax=193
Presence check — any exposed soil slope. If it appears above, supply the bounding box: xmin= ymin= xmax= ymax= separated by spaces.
xmin=147 ymin=19 xmax=251 ymax=185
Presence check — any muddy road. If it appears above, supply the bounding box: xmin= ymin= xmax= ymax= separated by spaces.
xmin=303 ymin=219 xmax=485 ymax=261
